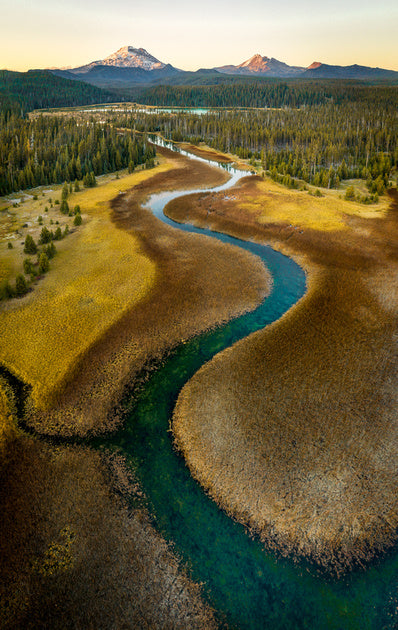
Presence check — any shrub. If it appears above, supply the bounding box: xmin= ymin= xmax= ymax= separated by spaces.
xmin=24 ymin=234 xmax=37 ymax=255
xmin=0 ymin=280 xmax=14 ymax=300
xmin=74 ymin=214 xmax=82 ymax=226
xmin=44 ymin=242 xmax=57 ymax=259
xmin=345 ymin=185 xmax=356 ymax=201
xmin=15 ymin=274 xmax=28 ymax=296
xmin=74 ymin=205 xmax=81 ymax=215
xmin=23 ymin=258 xmax=34 ymax=275
xmin=39 ymin=227 xmax=53 ymax=244
xmin=83 ymin=172 xmax=97 ymax=188
xmin=38 ymin=252 xmax=50 ymax=274
xmin=60 ymin=200 xmax=69 ymax=215
xmin=53 ymin=227 xmax=63 ymax=240
xmin=7 ymin=242 xmax=13 ymax=249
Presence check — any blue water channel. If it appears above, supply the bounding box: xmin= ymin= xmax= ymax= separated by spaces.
xmin=102 ymin=140 xmax=398 ymax=629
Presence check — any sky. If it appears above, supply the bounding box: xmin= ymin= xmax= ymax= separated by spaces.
xmin=1 ymin=0 xmax=397 ymax=72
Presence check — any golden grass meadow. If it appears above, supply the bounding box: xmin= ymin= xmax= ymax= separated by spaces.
xmin=0 ymin=145 xmax=271 ymax=628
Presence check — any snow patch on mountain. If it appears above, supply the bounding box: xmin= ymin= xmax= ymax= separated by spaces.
xmin=72 ymin=46 xmax=166 ymax=73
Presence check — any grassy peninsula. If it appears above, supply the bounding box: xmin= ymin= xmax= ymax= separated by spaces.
xmin=168 ymin=162 xmax=398 ymax=574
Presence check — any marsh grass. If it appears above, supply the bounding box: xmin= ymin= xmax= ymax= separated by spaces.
xmin=0 ymin=148 xmax=250 ymax=628
xmin=0 ymin=384 xmax=217 ymax=629
xmin=0 ymin=168 xmax=165 ymax=414
xmin=169 ymin=175 xmax=398 ymax=573
xmin=3 ymin=147 xmax=268 ymax=439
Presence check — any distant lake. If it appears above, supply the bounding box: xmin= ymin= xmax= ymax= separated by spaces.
xmin=135 ymin=107 xmax=213 ymax=115
xmin=80 ymin=105 xmax=213 ymax=115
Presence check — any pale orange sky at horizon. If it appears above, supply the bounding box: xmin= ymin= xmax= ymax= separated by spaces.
xmin=1 ymin=0 xmax=397 ymax=72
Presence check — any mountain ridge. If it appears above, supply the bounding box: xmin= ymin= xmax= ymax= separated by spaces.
xmin=216 ymin=54 xmax=305 ymax=77
xmin=49 ymin=46 xmax=398 ymax=87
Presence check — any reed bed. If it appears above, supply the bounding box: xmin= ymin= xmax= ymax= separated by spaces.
xmin=0 ymin=386 xmax=217 ymax=629
xmin=170 ymin=176 xmax=398 ymax=573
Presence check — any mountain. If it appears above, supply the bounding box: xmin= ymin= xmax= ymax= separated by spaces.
xmin=72 ymin=46 xmax=167 ymax=73
xmin=53 ymin=45 xmax=182 ymax=87
xmin=302 ymin=62 xmax=398 ymax=80
xmin=48 ymin=47 xmax=398 ymax=89
xmin=215 ymin=54 xmax=304 ymax=77
xmin=214 ymin=54 xmax=398 ymax=80
xmin=54 ymin=64 xmax=181 ymax=87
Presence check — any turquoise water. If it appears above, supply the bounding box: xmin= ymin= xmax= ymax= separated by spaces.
xmin=101 ymin=143 xmax=398 ymax=629
xmin=135 ymin=107 xmax=213 ymax=115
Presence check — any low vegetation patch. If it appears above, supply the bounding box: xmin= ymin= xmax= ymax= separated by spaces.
xmin=168 ymin=169 xmax=398 ymax=574
xmin=0 ymin=165 xmax=167 ymax=412
xmin=0 ymin=380 xmax=216 ymax=629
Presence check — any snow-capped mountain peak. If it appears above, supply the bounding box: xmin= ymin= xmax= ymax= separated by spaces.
xmin=101 ymin=46 xmax=166 ymax=70
xmin=72 ymin=46 xmax=166 ymax=73
xmin=239 ymin=54 xmax=270 ymax=70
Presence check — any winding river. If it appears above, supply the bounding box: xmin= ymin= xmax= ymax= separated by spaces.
xmin=102 ymin=141 xmax=398 ymax=629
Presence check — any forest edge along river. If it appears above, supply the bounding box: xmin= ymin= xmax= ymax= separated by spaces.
xmin=99 ymin=138 xmax=398 ymax=629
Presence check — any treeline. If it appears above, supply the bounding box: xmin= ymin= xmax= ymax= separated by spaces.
xmin=138 ymin=80 xmax=398 ymax=109
xmin=0 ymin=114 xmax=156 ymax=195
xmin=114 ymin=93 xmax=397 ymax=192
xmin=0 ymin=70 xmax=117 ymax=116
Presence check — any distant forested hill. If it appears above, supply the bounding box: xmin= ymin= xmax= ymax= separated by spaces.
xmin=0 ymin=70 xmax=118 ymax=115
xmin=135 ymin=80 xmax=398 ymax=108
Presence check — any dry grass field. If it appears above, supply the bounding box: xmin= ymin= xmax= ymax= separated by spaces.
xmin=169 ymin=173 xmax=398 ymax=573
xmin=0 ymin=147 xmax=271 ymax=627
xmin=0 ymin=169 xmax=162 ymax=412
xmin=18 ymin=147 xmax=268 ymax=437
